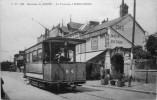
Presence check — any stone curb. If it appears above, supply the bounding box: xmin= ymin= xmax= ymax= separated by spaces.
xmin=84 ymin=84 xmax=156 ymax=95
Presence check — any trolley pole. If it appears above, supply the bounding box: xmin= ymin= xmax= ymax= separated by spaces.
xmin=32 ymin=18 xmax=47 ymax=29
xmin=128 ymin=0 xmax=136 ymax=87
xmin=32 ymin=18 xmax=49 ymax=38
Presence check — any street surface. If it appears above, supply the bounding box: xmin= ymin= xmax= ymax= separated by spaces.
xmin=1 ymin=71 xmax=156 ymax=100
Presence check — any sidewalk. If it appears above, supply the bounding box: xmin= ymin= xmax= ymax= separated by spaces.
xmin=84 ymin=80 xmax=157 ymax=95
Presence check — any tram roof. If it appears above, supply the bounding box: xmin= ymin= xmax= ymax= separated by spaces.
xmin=44 ymin=37 xmax=86 ymax=45
xmin=25 ymin=37 xmax=86 ymax=51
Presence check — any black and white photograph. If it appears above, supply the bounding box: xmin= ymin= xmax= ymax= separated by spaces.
xmin=0 ymin=0 xmax=157 ymax=100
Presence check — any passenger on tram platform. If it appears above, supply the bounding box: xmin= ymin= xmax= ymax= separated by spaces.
xmin=54 ymin=50 xmax=70 ymax=62
xmin=55 ymin=51 xmax=63 ymax=62
xmin=43 ymin=53 xmax=49 ymax=63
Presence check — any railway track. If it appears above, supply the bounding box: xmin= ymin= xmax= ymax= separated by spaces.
xmin=59 ymin=92 xmax=114 ymax=100
xmin=18 ymin=76 xmax=114 ymax=100
xmin=83 ymin=92 xmax=114 ymax=100
xmin=57 ymin=86 xmax=114 ymax=100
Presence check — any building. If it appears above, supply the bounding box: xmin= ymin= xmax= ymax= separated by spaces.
xmin=64 ymin=0 xmax=145 ymax=78
xmin=14 ymin=51 xmax=25 ymax=72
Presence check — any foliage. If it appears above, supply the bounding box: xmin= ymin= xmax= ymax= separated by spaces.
xmin=145 ymin=35 xmax=157 ymax=57
xmin=1 ymin=61 xmax=14 ymax=71
xmin=133 ymin=45 xmax=151 ymax=59
xmin=135 ymin=59 xmax=157 ymax=69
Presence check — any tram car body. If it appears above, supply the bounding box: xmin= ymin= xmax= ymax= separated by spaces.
xmin=24 ymin=37 xmax=86 ymax=87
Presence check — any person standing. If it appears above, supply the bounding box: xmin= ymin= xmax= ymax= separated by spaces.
xmin=1 ymin=78 xmax=5 ymax=99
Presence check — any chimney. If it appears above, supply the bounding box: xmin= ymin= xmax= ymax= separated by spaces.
xmin=89 ymin=21 xmax=99 ymax=27
xmin=120 ymin=0 xmax=129 ymax=18
xmin=102 ymin=18 xmax=109 ymax=23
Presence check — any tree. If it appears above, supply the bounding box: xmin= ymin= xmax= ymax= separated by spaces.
xmin=133 ymin=45 xmax=151 ymax=59
xmin=145 ymin=34 xmax=157 ymax=57
xmin=1 ymin=61 xmax=12 ymax=71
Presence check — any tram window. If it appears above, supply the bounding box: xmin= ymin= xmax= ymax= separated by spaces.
xmin=37 ymin=49 xmax=42 ymax=62
xmin=69 ymin=50 xmax=74 ymax=62
xmin=32 ymin=50 xmax=37 ymax=62
xmin=53 ymin=46 xmax=72 ymax=62
xmin=29 ymin=52 xmax=32 ymax=62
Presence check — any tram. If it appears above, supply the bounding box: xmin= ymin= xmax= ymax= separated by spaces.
xmin=24 ymin=37 xmax=86 ymax=89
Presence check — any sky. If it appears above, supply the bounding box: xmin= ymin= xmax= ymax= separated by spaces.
xmin=0 ymin=0 xmax=157 ymax=62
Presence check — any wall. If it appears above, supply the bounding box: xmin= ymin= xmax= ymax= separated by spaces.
xmin=109 ymin=28 xmax=131 ymax=49
xmin=104 ymin=51 xmax=111 ymax=70
xmin=133 ymin=59 xmax=157 ymax=83
xmin=133 ymin=70 xmax=157 ymax=83
xmin=112 ymin=15 xmax=145 ymax=48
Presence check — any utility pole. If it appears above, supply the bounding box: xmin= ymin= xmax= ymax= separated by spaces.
xmin=128 ymin=0 xmax=136 ymax=87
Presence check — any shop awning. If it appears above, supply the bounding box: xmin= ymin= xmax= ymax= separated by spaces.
xmin=76 ymin=51 xmax=104 ymax=62
xmin=86 ymin=51 xmax=104 ymax=61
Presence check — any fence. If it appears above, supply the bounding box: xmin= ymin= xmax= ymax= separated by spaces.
xmin=133 ymin=59 xmax=157 ymax=83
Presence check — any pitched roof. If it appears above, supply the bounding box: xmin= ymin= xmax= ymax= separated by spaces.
xmin=67 ymin=22 xmax=83 ymax=29
xmin=86 ymin=14 xmax=133 ymax=34
xmin=49 ymin=24 xmax=60 ymax=37
xmin=65 ymin=23 xmax=90 ymax=36
xmin=86 ymin=14 xmax=145 ymax=34
xmin=79 ymin=23 xmax=90 ymax=32
xmin=60 ymin=26 xmax=69 ymax=33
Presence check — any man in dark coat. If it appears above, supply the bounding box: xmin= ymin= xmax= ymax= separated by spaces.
xmin=1 ymin=78 xmax=5 ymax=98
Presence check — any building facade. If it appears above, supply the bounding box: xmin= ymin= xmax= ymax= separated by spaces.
xmin=64 ymin=0 xmax=145 ymax=77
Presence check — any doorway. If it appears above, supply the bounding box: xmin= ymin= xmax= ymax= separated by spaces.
xmin=111 ymin=53 xmax=124 ymax=75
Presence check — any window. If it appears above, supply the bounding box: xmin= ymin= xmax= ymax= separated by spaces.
xmin=80 ymin=43 xmax=85 ymax=53
xmin=91 ymin=37 xmax=98 ymax=50
xmin=37 ymin=49 xmax=42 ymax=61
xmin=69 ymin=50 xmax=74 ymax=62
xmin=105 ymin=34 xmax=109 ymax=48
xmin=26 ymin=53 xmax=29 ymax=62
xmin=29 ymin=52 xmax=32 ymax=62
xmin=76 ymin=45 xmax=79 ymax=53
xmin=32 ymin=50 xmax=37 ymax=62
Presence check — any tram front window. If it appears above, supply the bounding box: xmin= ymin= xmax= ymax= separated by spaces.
xmin=54 ymin=47 xmax=71 ymax=62
xmin=43 ymin=42 xmax=75 ymax=63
